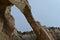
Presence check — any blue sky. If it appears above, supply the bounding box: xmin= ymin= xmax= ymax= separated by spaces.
xmin=11 ymin=0 xmax=60 ymax=32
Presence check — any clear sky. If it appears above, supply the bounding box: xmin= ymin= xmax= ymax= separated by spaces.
xmin=11 ymin=0 xmax=60 ymax=32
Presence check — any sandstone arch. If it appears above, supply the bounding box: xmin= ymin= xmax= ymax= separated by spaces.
xmin=9 ymin=0 xmax=55 ymax=40
xmin=0 ymin=0 xmax=55 ymax=40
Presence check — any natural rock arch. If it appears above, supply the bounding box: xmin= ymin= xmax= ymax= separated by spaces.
xmin=0 ymin=0 xmax=55 ymax=40
xmin=9 ymin=0 xmax=55 ymax=40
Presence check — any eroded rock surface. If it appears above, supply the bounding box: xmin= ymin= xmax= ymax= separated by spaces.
xmin=0 ymin=0 xmax=23 ymax=40
xmin=0 ymin=0 xmax=60 ymax=40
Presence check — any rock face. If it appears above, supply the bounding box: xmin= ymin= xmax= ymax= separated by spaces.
xmin=0 ymin=32 xmax=9 ymax=40
xmin=19 ymin=27 xmax=60 ymax=40
xmin=42 ymin=27 xmax=60 ymax=40
xmin=0 ymin=0 xmax=23 ymax=40
xmin=2 ymin=5 xmax=15 ymax=36
xmin=48 ymin=27 xmax=60 ymax=40
xmin=10 ymin=29 xmax=23 ymax=40
xmin=22 ymin=31 xmax=36 ymax=40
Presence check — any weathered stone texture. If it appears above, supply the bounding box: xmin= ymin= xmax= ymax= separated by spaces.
xmin=48 ymin=28 xmax=60 ymax=40
xmin=22 ymin=31 xmax=36 ymax=40
xmin=0 ymin=17 xmax=3 ymax=32
xmin=0 ymin=0 xmax=60 ymax=40
xmin=0 ymin=1 xmax=22 ymax=40
xmin=0 ymin=32 xmax=9 ymax=40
